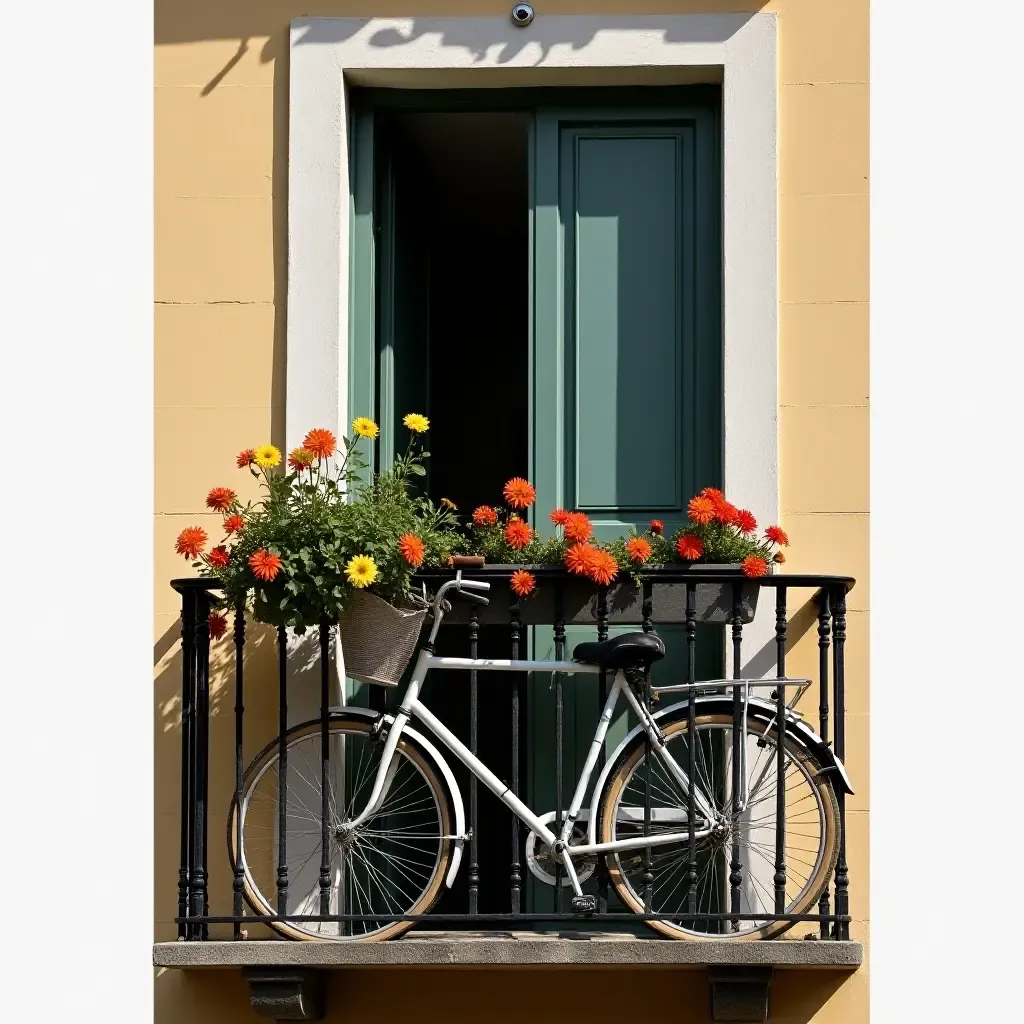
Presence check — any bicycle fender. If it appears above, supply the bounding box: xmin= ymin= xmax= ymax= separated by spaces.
xmin=585 ymin=695 xmax=853 ymax=846
xmin=331 ymin=707 xmax=467 ymax=890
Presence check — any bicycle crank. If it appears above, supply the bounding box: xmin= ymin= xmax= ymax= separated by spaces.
xmin=525 ymin=811 xmax=597 ymax=888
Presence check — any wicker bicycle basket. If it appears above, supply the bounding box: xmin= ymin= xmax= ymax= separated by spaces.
xmin=338 ymin=589 xmax=428 ymax=688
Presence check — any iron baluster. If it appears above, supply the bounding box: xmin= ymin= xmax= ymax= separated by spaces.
xmin=509 ymin=594 xmax=522 ymax=915
xmin=816 ymin=589 xmax=832 ymax=937
xmin=774 ymin=586 xmax=788 ymax=915
xmin=685 ymin=582 xmax=698 ymax=917
xmin=318 ymin=620 xmax=332 ymax=920
xmin=642 ymin=674 xmax=654 ymax=913
xmin=177 ymin=587 xmax=196 ymax=940
xmin=189 ymin=589 xmax=212 ymax=938
xmin=596 ymin=585 xmax=609 ymax=914
xmin=232 ymin=603 xmax=246 ymax=938
xmin=276 ymin=626 xmax=289 ymax=918
xmin=553 ymin=581 xmax=565 ymax=907
xmin=468 ymin=604 xmax=480 ymax=915
xmin=831 ymin=587 xmax=849 ymax=939
xmin=729 ymin=582 xmax=743 ymax=933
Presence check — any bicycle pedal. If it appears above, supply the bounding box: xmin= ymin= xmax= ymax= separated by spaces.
xmin=571 ymin=894 xmax=597 ymax=917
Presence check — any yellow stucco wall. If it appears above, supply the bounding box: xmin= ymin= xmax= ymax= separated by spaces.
xmin=154 ymin=2 xmax=868 ymax=1020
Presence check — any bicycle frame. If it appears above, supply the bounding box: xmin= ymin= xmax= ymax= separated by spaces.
xmin=341 ymin=576 xmax=726 ymax=897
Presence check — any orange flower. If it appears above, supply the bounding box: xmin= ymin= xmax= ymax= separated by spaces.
xmin=503 ymin=477 xmax=536 ymax=509
xmin=205 ymin=487 xmax=236 ymax=512
xmin=223 ymin=513 xmax=245 ymax=535
xmin=473 ymin=505 xmax=498 ymax=527
xmin=715 ymin=500 xmax=739 ymax=526
xmin=549 ymin=508 xmax=570 ymax=527
xmin=288 ymin=448 xmax=316 ymax=471
xmin=765 ymin=525 xmax=789 ymax=546
xmin=565 ymin=542 xmax=598 ymax=576
xmin=741 ymin=555 xmax=769 ymax=578
xmin=505 ymin=517 xmax=532 ymax=550
xmin=175 ymin=527 xmax=207 ymax=559
xmin=302 ymin=428 xmax=337 ymax=460
xmin=563 ymin=512 xmax=593 ymax=543
xmin=687 ymin=495 xmax=716 ymax=525
xmin=700 ymin=487 xmax=726 ymax=503
xmin=734 ymin=509 xmax=757 ymax=535
xmin=236 ymin=448 xmax=256 ymax=469
xmin=207 ymin=613 xmax=228 ymax=640
xmin=649 ymin=519 xmax=664 ymax=535
xmin=510 ymin=570 xmax=537 ymax=597
xmin=207 ymin=545 xmax=230 ymax=569
xmin=625 ymin=537 xmax=652 ymax=564
xmin=774 ymin=551 xmax=786 ymax=564
xmin=586 ymin=549 xmax=619 ymax=586
xmin=249 ymin=549 xmax=283 ymax=582
xmin=398 ymin=532 xmax=426 ymax=568
xmin=676 ymin=535 xmax=704 ymax=561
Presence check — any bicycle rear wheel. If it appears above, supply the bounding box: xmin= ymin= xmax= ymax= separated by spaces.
xmin=597 ymin=711 xmax=839 ymax=940
xmin=229 ymin=712 xmax=454 ymax=941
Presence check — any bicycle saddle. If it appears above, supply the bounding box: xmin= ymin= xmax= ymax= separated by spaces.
xmin=572 ymin=631 xmax=665 ymax=670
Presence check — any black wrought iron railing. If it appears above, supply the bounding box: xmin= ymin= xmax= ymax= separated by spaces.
xmin=171 ymin=567 xmax=855 ymax=942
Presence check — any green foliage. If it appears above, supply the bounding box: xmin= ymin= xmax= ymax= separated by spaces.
xmin=192 ymin=426 xmax=464 ymax=632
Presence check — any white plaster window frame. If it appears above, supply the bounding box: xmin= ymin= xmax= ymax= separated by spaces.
xmin=285 ymin=13 xmax=779 ymax=675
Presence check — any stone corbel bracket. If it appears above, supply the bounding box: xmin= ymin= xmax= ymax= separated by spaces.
xmin=242 ymin=968 xmax=326 ymax=1022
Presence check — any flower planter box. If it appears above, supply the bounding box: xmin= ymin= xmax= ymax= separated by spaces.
xmin=430 ymin=565 xmax=759 ymax=628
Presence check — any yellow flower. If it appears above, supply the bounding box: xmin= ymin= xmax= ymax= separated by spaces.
xmin=441 ymin=497 xmax=457 ymax=511
xmin=254 ymin=444 xmax=282 ymax=469
xmin=403 ymin=412 xmax=430 ymax=433
xmin=352 ymin=417 xmax=379 ymax=439
xmin=345 ymin=554 xmax=378 ymax=589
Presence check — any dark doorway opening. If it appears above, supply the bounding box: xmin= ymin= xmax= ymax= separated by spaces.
xmin=374 ymin=110 xmax=531 ymax=919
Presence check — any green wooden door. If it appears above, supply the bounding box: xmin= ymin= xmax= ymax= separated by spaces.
xmin=526 ymin=105 xmax=723 ymax=910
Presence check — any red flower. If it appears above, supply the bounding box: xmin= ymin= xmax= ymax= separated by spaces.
xmin=734 ymin=509 xmax=757 ymax=535
xmin=505 ymin=517 xmax=532 ymax=550
xmin=565 ymin=542 xmax=598 ymax=576
xmin=700 ymin=487 xmax=726 ymax=503
xmin=625 ymin=537 xmax=652 ymax=564
xmin=741 ymin=555 xmax=769 ymax=578
xmin=236 ymin=448 xmax=256 ymax=469
xmin=288 ymin=448 xmax=316 ymax=472
xmin=774 ymin=551 xmax=786 ymax=564
xmin=207 ymin=613 xmax=228 ymax=640
xmin=549 ymin=508 xmax=570 ymax=527
xmin=765 ymin=525 xmax=789 ymax=547
xmin=302 ymin=428 xmax=336 ymax=460
xmin=649 ymin=519 xmax=664 ymax=535
xmin=207 ymin=546 xmax=230 ymax=569
xmin=687 ymin=495 xmax=716 ymax=525
xmin=398 ymin=532 xmax=426 ymax=568
xmin=563 ymin=512 xmax=593 ymax=543
xmin=675 ymin=535 xmax=704 ymax=561
xmin=249 ymin=549 xmax=283 ymax=582
xmin=175 ymin=527 xmax=207 ymax=559
xmin=223 ymin=513 xmax=245 ymax=535
xmin=473 ymin=505 xmax=498 ymax=527
xmin=585 ymin=550 xmax=619 ymax=586
xmin=205 ymin=487 xmax=236 ymax=512
xmin=503 ymin=477 xmax=537 ymax=509
xmin=510 ymin=570 xmax=537 ymax=597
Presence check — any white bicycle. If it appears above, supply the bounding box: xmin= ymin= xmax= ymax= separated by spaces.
xmin=230 ymin=575 xmax=852 ymax=941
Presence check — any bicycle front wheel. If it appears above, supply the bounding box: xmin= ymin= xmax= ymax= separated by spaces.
xmin=597 ymin=711 xmax=839 ymax=940
xmin=229 ymin=712 xmax=454 ymax=941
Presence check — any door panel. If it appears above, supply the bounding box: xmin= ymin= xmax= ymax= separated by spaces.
xmin=528 ymin=105 xmax=723 ymax=911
